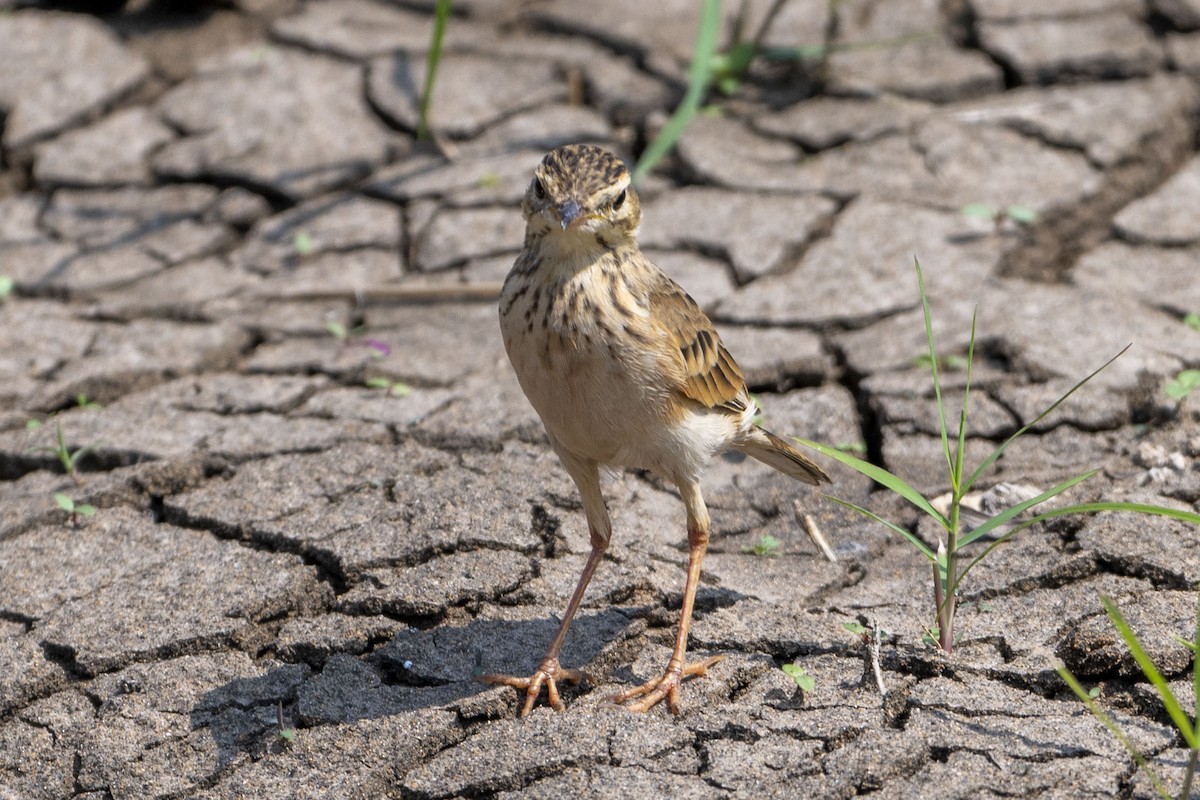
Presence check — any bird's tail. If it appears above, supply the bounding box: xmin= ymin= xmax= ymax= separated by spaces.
xmin=734 ymin=428 xmax=830 ymax=486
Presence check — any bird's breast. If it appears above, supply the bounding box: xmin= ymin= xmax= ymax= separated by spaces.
xmin=499 ymin=258 xmax=674 ymax=465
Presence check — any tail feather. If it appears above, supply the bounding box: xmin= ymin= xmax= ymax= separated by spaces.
xmin=734 ymin=428 xmax=830 ymax=486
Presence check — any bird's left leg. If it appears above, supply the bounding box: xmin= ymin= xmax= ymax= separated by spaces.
xmin=482 ymin=451 xmax=610 ymax=716
xmin=612 ymin=479 xmax=723 ymax=713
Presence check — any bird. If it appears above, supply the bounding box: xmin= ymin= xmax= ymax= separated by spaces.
xmin=485 ymin=144 xmax=830 ymax=716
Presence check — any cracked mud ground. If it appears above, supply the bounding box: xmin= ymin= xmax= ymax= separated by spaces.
xmin=2 ymin=0 xmax=1200 ymax=797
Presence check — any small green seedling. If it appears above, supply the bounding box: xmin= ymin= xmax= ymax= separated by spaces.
xmin=325 ymin=319 xmax=349 ymax=340
xmin=366 ymin=377 xmax=412 ymax=396
xmin=31 ymin=424 xmax=96 ymax=481
xmin=293 ymin=231 xmax=315 ymax=255
xmin=710 ymin=41 xmax=758 ymax=95
xmin=1166 ymin=370 xmax=1200 ymax=400
xmin=961 ymin=203 xmax=1039 ymax=233
xmin=1183 ymin=313 xmax=1200 ymax=332
xmin=781 ymin=662 xmax=815 ymax=692
xmin=477 ymin=171 xmax=504 ymax=189
xmin=275 ymin=701 xmax=296 ymax=747
xmin=0 ymin=275 xmax=13 ymax=300
xmin=75 ymin=393 xmax=100 ymax=410
xmin=325 ymin=318 xmax=390 ymax=358
xmin=914 ymin=352 xmax=970 ymax=372
xmin=742 ymin=533 xmax=782 ymax=557
xmin=843 ymin=621 xmax=891 ymax=640
xmin=55 ymin=493 xmax=95 ymax=526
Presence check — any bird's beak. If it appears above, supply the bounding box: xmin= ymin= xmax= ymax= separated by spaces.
xmin=557 ymin=200 xmax=583 ymax=230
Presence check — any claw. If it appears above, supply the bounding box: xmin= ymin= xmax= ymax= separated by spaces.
xmin=611 ymin=655 xmax=724 ymax=714
xmin=481 ymin=658 xmax=588 ymax=716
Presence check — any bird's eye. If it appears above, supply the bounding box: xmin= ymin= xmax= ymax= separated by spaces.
xmin=532 ymin=178 xmax=546 ymax=200
xmin=612 ymin=189 xmax=626 ymax=210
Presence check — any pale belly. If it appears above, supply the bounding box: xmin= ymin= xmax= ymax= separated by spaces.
xmin=507 ymin=327 xmax=660 ymax=464
xmin=501 ymin=317 xmax=733 ymax=480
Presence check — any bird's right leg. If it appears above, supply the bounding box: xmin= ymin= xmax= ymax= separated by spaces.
xmin=482 ymin=451 xmax=611 ymax=716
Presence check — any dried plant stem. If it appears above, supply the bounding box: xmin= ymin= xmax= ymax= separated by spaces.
xmin=257 ymin=284 xmax=504 ymax=305
xmin=795 ymin=501 xmax=836 ymax=562
xmin=869 ymin=619 xmax=887 ymax=698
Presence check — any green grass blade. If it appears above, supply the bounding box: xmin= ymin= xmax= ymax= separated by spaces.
xmin=1103 ymin=596 xmax=1199 ymax=749
xmin=416 ymin=0 xmax=453 ymax=141
xmin=914 ymin=259 xmax=956 ymax=488
xmin=962 ymin=344 xmax=1130 ymax=495
xmin=952 ymin=307 xmax=977 ymax=494
xmin=958 ymin=500 xmax=1200 ymax=594
xmin=632 ymin=0 xmax=721 ymax=183
xmin=1056 ymin=664 xmax=1173 ymax=800
xmin=958 ymin=470 xmax=1099 ymax=547
xmin=1032 ymin=502 xmax=1200 ymax=526
xmin=792 ymin=437 xmax=949 ymax=530
xmin=822 ymin=494 xmax=937 ymax=561
xmin=961 ymin=500 xmax=1200 ymax=572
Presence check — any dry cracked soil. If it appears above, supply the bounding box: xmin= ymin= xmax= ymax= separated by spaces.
xmin=3 ymin=0 xmax=1200 ymax=797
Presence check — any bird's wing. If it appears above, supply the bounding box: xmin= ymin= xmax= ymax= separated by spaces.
xmin=646 ymin=271 xmax=751 ymax=416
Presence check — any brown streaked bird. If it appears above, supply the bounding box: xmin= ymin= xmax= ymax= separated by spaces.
xmin=487 ymin=144 xmax=830 ymax=715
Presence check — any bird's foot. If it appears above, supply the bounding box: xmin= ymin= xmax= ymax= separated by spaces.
xmin=611 ymin=655 xmax=724 ymax=714
xmin=481 ymin=657 xmax=588 ymax=717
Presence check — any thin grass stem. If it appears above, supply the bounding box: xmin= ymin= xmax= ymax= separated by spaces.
xmin=632 ymin=0 xmax=722 ymax=182
xmin=1057 ymin=665 xmax=1172 ymax=800
xmin=1103 ymin=596 xmax=1198 ymax=749
xmin=962 ymin=344 xmax=1130 ymax=495
xmin=914 ymin=259 xmax=955 ymax=487
xmin=416 ymin=0 xmax=453 ymax=142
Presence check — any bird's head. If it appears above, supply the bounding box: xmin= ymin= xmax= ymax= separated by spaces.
xmin=521 ymin=144 xmax=641 ymax=248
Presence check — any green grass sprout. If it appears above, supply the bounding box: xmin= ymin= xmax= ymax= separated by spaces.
xmin=293 ymin=231 xmax=315 ymax=255
xmin=742 ymin=533 xmax=782 ymax=557
xmin=417 ymin=0 xmax=453 ymax=141
xmin=781 ymin=662 xmax=815 ymax=692
xmin=961 ymin=203 xmax=1039 ymax=233
xmin=55 ymin=492 xmax=96 ymax=526
xmin=1166 ymin=370 xmax=1200 ymax=400
xmin=794 ymin=259 xmax=1200 ymax=654
xmin=31 ymin=424 xmax=97 ymax=482
xmin=632 ymin=0 xmax=721 ymax=183
xmin=275 ymin=701 xmax=297 ymax=748
xmin=1058 ymin=593 xmax=1199 ymax=799
xmin=366 ymin=376 xmax=412 ymax=396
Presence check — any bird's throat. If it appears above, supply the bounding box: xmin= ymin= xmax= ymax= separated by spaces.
xmin=531 ymin=228 xmax=633 ymax=279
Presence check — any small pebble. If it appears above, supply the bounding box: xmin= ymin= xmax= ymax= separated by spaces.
xmin=1132 ymin=442 xmax=1169 ymax=469
xmin=1140 ymin=466 xmax=1175 ymax=485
